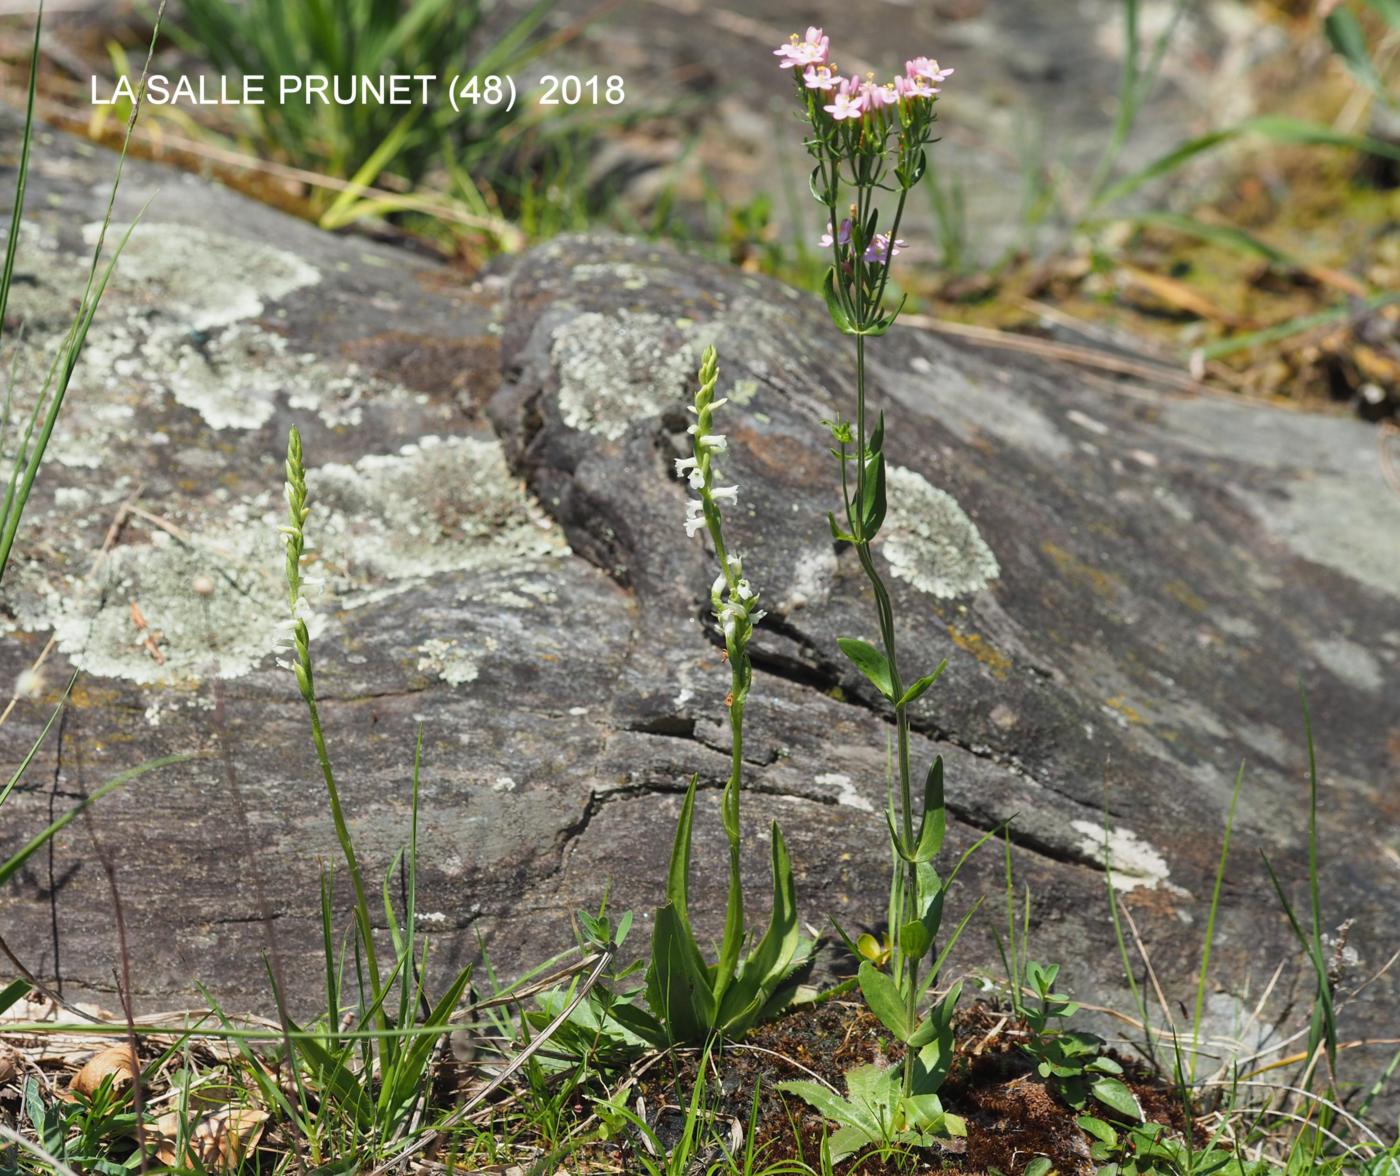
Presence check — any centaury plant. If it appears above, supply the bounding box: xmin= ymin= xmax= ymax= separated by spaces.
xmin=775 ymin=28 xmax=981 ymax=1107
xmin=618 ymin=347 xmax=811 ymax=1047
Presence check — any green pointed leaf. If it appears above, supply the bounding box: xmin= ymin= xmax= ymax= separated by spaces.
xmin=1023 ymin=1158 xmax=1054 ymax=1176
xmin=1077 ymin=1114 xmax=1118 ymax=1144
xmin=897 ymin=661 xmax=947 ymax=709
xmin=1325 ymin=8 xmax=1386 ymax=95
xmin=718 ymin=820 xmax=801 ymax=1034
xmin=711 ymin=833 xmax=746 ymax=1012
xmin=860 ymin=444 xmax=886 ymax=539
xmin=911 ymin=756 xmax=947 ymax=863
xmin=775 ymin=1080 xmax=866 ymax=1133
xmin=607 ymin=1001 xmax=668 ymax=1049
xmin=665 ymin=775 xmax=698 ymax=920
xmin=827 ymin=511 xmax=856 ymax=543
xmin=857 ymin=960 xmax=913 ymax=1042
xmin=646 ymin=902 xmax=714 ymax=1044
xmin=1091 ymin=1076 xmax=1144 ymax=1121
xmin=1 ymin=755 xmax=186 ymax=888
xmin=283 ymin=1012 xmax=374 ymax=1129
xmin=838 ymin=637 xmax=893 ymax=699
xmin=822 ymin=267 xmax=854 ymax=334
xmin=0 ymin=978 xmax=30 ymax=1016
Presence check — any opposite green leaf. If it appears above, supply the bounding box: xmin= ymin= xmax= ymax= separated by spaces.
xmin=838 ymin=637 xmax=893 ymax=699
xmin=857 ymin=960 xmax=912 ymax=1042
xmin=912 ymin=756 xmax=946 ymax=863
xmin=1091 ymin=1075 xmax=1144 ymax=1122
xmin=897 ymin=660 xmax=947 ymax=708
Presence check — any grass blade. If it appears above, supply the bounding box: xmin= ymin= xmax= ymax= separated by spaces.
xmin=1189 ymin=761 xmax=1244 ymax=1084
xmin=0 ymin=755 xmax=187 ymax=888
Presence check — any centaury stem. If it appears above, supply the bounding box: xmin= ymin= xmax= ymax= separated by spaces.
xmin=851 ymin=339 xmax=921 ymax=1095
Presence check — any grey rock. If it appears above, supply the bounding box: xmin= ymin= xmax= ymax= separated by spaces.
xmin=2 ymin=130 xmax=1398 ymax=1091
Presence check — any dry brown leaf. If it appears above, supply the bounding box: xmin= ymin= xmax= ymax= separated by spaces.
xmin=152 ymin=1107 xmax=269 ymax=1171
xmin=67 ymin=1044 xmax=138 ymax=1098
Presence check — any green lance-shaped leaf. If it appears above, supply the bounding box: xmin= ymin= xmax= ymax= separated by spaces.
xmin=646 ymin=903 xmax=715 ymax=1045
xmin=857 ymin=959 xmax=914 ymax=1043
xmin=711 ymin=806 xmax=746 ymax=1013
xmin=822 ymin=267 xmax=855 ymax=334
xmin=1090 ymin=1076 xmax=1145 ymax=1122
xmin=718 ymin=820 xmax=802 ymax=1033
xmin=911 ymin=756 xmax=947 ymax=864
xmin=897 ymin=660 xmax=947 ymax=709
xmin=860 ymin=413 xmax=887 ymax=539
xmin=828 ymin=510 xmax=857 ymax=544
xmin=838 ymin=636 xmax=893 ymax=699
xmin=665 ymin=774 xmax=700 ymax=924
xmin=1325 ymin=7 xmax=1387 ymax=97
xmin=645 ymin=775 xmax=718 ymax=1042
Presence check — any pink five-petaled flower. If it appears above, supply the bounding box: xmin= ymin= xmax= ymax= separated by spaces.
xmin=803 ymin=64 xmax=838 ymax=92
xmin=823 ymin=76 xmax=867 ymax=120
xmin=774 ymin=26 xmax=830 ymax=70
xmin=906 ymin=56 xmax=954 ymax=86
xmin=819 ymin=218 xmax=853 ymax=248
xmin=863 ymin=232 xmax=905 ymax=264
xmin=895 ymin=74 xmax=937 ymax=100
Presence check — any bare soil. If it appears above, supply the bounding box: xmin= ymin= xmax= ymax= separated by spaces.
xmin=600 ymin=999 xmax=1190 ymax=1175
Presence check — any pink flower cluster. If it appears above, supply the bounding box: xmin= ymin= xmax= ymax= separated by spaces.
xmin=775 ymin=28 xmax=952 ymax=121
xmin=819 ymin=219 xmax=905 ymax=262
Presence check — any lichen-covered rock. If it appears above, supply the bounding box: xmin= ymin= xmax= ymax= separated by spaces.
xmin=2 ymin=128 xmax=1397 ymax=1077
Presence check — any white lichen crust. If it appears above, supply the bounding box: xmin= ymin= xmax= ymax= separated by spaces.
xmin=551 ymin=311 xmax=721 ymax=441
xmin=880 ymin=465 xmax=1000 ymax=599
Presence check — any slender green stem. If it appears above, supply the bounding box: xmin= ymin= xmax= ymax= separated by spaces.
xmin=849 ymin=336 xmax=921 ymax=1096
xmin=302 ymin=685 xmax=385 ymax=1032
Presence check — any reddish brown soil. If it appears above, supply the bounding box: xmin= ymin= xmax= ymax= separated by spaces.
xmin=608 ymin=999 xmax=1187 ymax=1175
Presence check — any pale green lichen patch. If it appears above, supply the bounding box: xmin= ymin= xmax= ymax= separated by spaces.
xmin=416 ymin=638 xmax=480 ymax=686
xmin=571 ymin=262 xmax=651 ymax=290
xmin=880 ymin=466 xmax=1000 ymax=599
xmin=550 ymin=311 xmax=722 ymax=441
xmin=1070 ymin=819 xmax=1179 ymax=893
xmin=310 ymin=436 xmax=567 ymax=592
xmin=82 ymin=221 xmax=320 ymax=332
xmin=4 ymin=219 xmax=398 ymax=444
xmin=5 ymin=436 xmax=567 ymax=688
xmin=43 ymin=507 xmax=288 ymax=686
